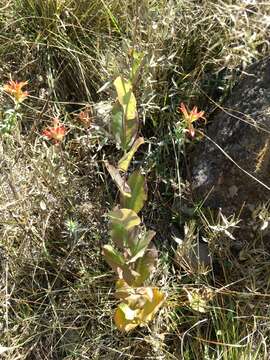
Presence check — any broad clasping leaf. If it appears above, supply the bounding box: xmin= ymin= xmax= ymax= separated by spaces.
xmin=109 ymin=208 xmax=140 ymax=230
xmin=118 ymin=137 xmax=144 ymax=172
xmin=121 ymin=171 xmax=147 ymax=213
xmin=105 ymin=161 xmax=131 ymax=198
xmin=112 ymin=76 xmax=138 ymax=150
xmin=114 ymin=287 xmax=166 ymax=332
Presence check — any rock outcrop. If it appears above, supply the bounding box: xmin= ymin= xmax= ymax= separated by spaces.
xmin=191 ymin=57 xmax=270 ymax=217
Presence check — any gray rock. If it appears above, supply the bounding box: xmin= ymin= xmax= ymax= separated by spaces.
xmin=191 ymin=57 xmax=270 ymax=216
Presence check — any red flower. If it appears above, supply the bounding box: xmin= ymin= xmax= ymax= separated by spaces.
xmin=42 ymin=118 xmax=67 ymax=144
xmin=3 ymin=80 xmax=29 ymax=103
xmin=179 ymin=102 xmax=206 ymax=138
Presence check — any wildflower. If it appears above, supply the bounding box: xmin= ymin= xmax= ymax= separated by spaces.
xmin=42 ymin=117 xmax=67 ymax=144
xmin=3 ymin=80 xmax=29 ymax=103
xmin=179 ymin=102 xmax=205 ymax=138
xmin=75 ymin=105 xmax=93 ymax=128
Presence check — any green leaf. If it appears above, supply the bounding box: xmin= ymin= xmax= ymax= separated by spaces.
xmin=122 ymin=267 xmax=140 ymax=286
xmin=129 ymin=230 xmax=156 ymax=262
xmin=103 ymin=244 xmax=138 ymax=285
xmin=118 ymin=137 xmax=144 ymax=172
xmin=134 ymin=245 xmax=158 ymax=286
xmin=103 ymin=244 xmax=126 ymax=271
xmin=125 ymin=227 xmax=140 ymax=254
xmin=111 ymin=223 xmax=129 ymax=249
xmin=130 ymin=50 xmax=145 ymax=84
xmin=109 ymin=208 xmax=141 ymax=231
xmin=104 ymin=161 xmax=131 ymax=198
xmin=111 ymin=224 xmax=141 ymax=253
xmin=121 ymin=171 xmax=147 ymax=213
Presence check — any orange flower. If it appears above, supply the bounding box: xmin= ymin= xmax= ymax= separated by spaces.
xmin=42 ymin=118 xmax=67 ymax=144
xmin=179 ymin=102 xmax=205 ymax=138
xmin=76 ymin=105 xmax=93 ymax=128
xmin=3 ymin=80 xmax=29 ymax=103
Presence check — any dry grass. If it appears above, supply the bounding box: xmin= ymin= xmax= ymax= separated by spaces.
xmin=0 ymin=0 xmax=270 ymax=359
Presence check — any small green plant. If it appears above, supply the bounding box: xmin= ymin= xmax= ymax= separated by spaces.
xmin=103 ymin=67 xmax=166 ymax=331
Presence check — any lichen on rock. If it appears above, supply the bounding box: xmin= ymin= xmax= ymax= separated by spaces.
xmin=191 ymin=57 xmax=270 ymax=219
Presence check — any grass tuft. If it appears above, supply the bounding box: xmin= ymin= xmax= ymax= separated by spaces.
xmin=0 ymin=0 xmax=270 ymax=358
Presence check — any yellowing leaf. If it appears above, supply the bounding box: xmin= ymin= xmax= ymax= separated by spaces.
xmin=125 ymin=116 xmax=138 ymax=150
xmin=119 ymin=303 xmax=136 ymax=320
xmin=114 ymin=303 xmax=139 ymax=332
xmin=118 ymin=137 xmax=144 ymax=172
xmin=115 ymin=279 xmax=133 ymax=300
xmin=114 ymin=76 xmax=137 ymax=120
xmin=121 ymin=171 xmax=147 ymax=213
xmin=109 ymin=208 xmax=140 ymax=231
xmin=139 ymin=288 xmax=166 ymax=323
xmin=112 ymin=102 xmax=138 ymax=150
xmin=104 ymin=161 xmax=131 ymax=198
xmin=187 ymin=290 xmax=207 ymax=313
xmin=114 ymin=287 xmax=166 ymax=331
xmin=135 ymin=230 xmax=155 ymax=256
xmin=112 ymin=76 xmax=138 ymax=150
xmin=114 ymin=77 xmax=132 ymax=103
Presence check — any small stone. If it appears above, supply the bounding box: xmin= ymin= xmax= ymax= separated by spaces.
xmin=229 ymin=185 xmax=238 ymax=198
